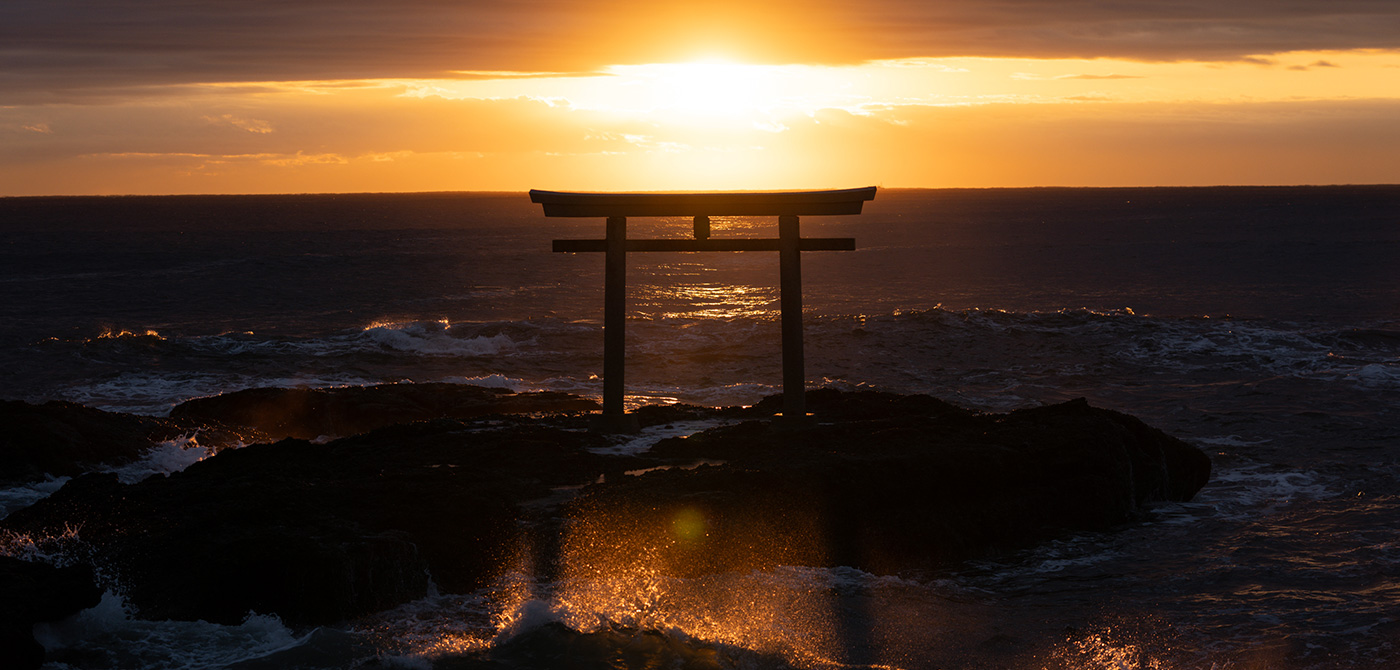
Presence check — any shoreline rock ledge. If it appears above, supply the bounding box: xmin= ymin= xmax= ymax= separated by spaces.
xmin=0 ymin=389 xmax=1210 ymax=638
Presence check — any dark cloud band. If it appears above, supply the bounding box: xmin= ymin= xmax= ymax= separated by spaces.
xmin=4 ymin=0 xmax=1399 ymax=99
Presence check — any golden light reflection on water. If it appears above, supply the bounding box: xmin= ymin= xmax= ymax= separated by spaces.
xmin=639 ymin=283 xmax=779 ymax=320
xmin=89 ymin=328 xmax=165 ymax=341
xmin=626 ymin=215 xmax=772 ymax=239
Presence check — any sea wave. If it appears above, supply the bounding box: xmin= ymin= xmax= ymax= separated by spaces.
xmin=101 ymin=435 xmax=218 ymax=485
xmin=23 ymin=306 xmax=1398 ymax=420
xmin=0 ymin=476 xmax=71 ymax=521
xmin=60 ymin=372 xmax=380 ymax=416
xmin=820 ymin=308 xmax=1400 ymax=393
xmin=359 ymin=319 xmax=526 ymax=356
xmin=34 ymin=592 xmax=308 ymax=670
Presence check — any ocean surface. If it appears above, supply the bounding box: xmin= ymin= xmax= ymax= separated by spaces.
xmin=1 ymin=186 xmax=1398 ymax=668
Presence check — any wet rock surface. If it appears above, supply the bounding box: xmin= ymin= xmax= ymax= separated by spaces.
xmin=2 ymin=418 xmax=629 ymax=627
xmin=0 ymin=390 xmax=1210 ymax=629
xmin=0 ymin=400 xmax=260 ymax=486
xmin=568 ymin=390 xmax=1212 ymax=578
xmin=168 ymin=383 xmax=601 ymax=440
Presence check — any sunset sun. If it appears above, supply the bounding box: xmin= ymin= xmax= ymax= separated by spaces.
xmin=608 ymin=60 xmax=777 ymax=117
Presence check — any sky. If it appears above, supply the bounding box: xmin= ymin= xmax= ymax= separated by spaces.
xmin=2 ymin=1 xmax=1399 ymax=195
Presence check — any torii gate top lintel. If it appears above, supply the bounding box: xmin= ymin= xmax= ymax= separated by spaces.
xmin=532 ymin=186 xmax=876 ymax=432
xmin=529 ymin=186 xmax=876 ymax=218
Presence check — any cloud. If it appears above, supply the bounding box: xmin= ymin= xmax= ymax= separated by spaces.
xmin=260 ymin=152 xmax=349 ymax=167
xmin=204 ymin=114 xmax=275 ymax=134
xmin=1056 ymin=74 xmax=1144 ymax=80
xmin=3 ymin=0 xmax=1399 ymax=100
xmin=1286 ymin=59 xmax=1344 ymax=71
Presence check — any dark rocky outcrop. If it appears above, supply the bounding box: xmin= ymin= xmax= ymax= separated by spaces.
xmin=0 ymin=400 xmax=260 ymax=486
xmin=0 ymin=556 xmax=103 ymax=670
xmin=1 ymin=419 xmax=632 ymax=627
xmin=0 ymin=390 xmax=1210 ymax=629
xmin=168 ymin=383 xmax=601 ymax=440
xmin=563 ymin=391 xmax=1212 ymax=579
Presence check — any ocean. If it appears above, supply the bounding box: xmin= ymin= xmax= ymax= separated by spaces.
xmin=1 ymin=186 xmax=1398 ymax=668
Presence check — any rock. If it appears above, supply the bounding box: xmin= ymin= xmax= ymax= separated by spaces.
xmin=168 ymin=383 xmax=601 ymax=440
xmin=0 ymin=420 xmax=632 ymax=627
xmin=0 ymin=556 xmax=103 ymax=670
xmin=560 ymin=392 xmax=1211 ymax=578
xmin=0 ymin=400 xmax=260 ymax=486
xmin=0 ymin=391 xmax=1210 ymax=629
xmin=0 ymin=400 xmax=167 ymax=485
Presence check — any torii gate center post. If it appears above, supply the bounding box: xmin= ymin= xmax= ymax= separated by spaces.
xmin=531 ymin=186 xmax=877 ymax=431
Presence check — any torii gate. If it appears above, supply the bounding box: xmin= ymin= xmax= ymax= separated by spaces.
xmin=531 ymin=186 xmax=876 ymax=431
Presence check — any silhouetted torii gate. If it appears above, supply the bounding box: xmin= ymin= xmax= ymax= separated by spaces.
xmin=531 ymin=187 xmax=876 ymax=431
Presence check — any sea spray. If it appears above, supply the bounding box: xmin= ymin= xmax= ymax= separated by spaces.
xmin=100 ymin=435 xmax=217 ymax=484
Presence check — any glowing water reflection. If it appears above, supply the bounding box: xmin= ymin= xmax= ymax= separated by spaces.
xmin=633 ymin=283 xmax=779 ymax=321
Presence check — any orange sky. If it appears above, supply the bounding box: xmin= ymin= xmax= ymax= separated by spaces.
xmin=2 ymin=1 xmax=1399 ymax=195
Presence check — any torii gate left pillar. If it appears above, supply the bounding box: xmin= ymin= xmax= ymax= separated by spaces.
xmin=531 ymin=187 xmax=876 ymax=431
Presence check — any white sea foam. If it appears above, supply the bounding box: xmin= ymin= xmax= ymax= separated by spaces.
xmin=1195 ymin=462 xmax=1337 ymax=520
xmin=63 ymin=372 xmax=379 ymax=416
xmin=1348 ymin=362 xmax=1400 ymax=389
xmin=1111 ymin=319 xmax=1400 ymax=392
xmin=439 ymin=374 xmax=528 ymax=391
xmin=592 ymin=420 xmax=735 ymax=457
xmin=34 ymin=592 xmax=307 ymax=669
xmin=0 ymin=436 xmax=226 ymax=520
xmin=100 ymin=435 xmax=218 ymax=484
xmin=360 ymin=321 xmax=523 ymax=356
xmin=0 ymin=475 xmax=70 ymax=520
xmin=1120 ymin=320 xmax=1334 ymax=375
xmin=962 ymin=532 xmax=1127 ymax=586
xmin=60 ymin=372 xmax=238 ymax=416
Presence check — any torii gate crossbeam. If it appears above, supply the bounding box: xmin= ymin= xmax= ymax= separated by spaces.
xmin=531 ymin=187 xmax=876 ymax=431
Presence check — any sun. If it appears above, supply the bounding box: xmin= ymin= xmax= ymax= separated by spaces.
xmin=606 ymin=59 xmax=780 ymax=118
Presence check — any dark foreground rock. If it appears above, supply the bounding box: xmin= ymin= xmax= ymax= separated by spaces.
xmin=0 ymin=556 xmax=103 ymax=670
xmin=1 ymin=418 xmax=629 ymax=627
xmin=563 ymin=391 xmax=1212 ymax=579
xmin=0 ymin=390 xmax=1209 ymax=629
xmin=0 ymin=400 xmax=261 ymax=486
xmin=168 ymin=383 xmax=601 ymax=440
